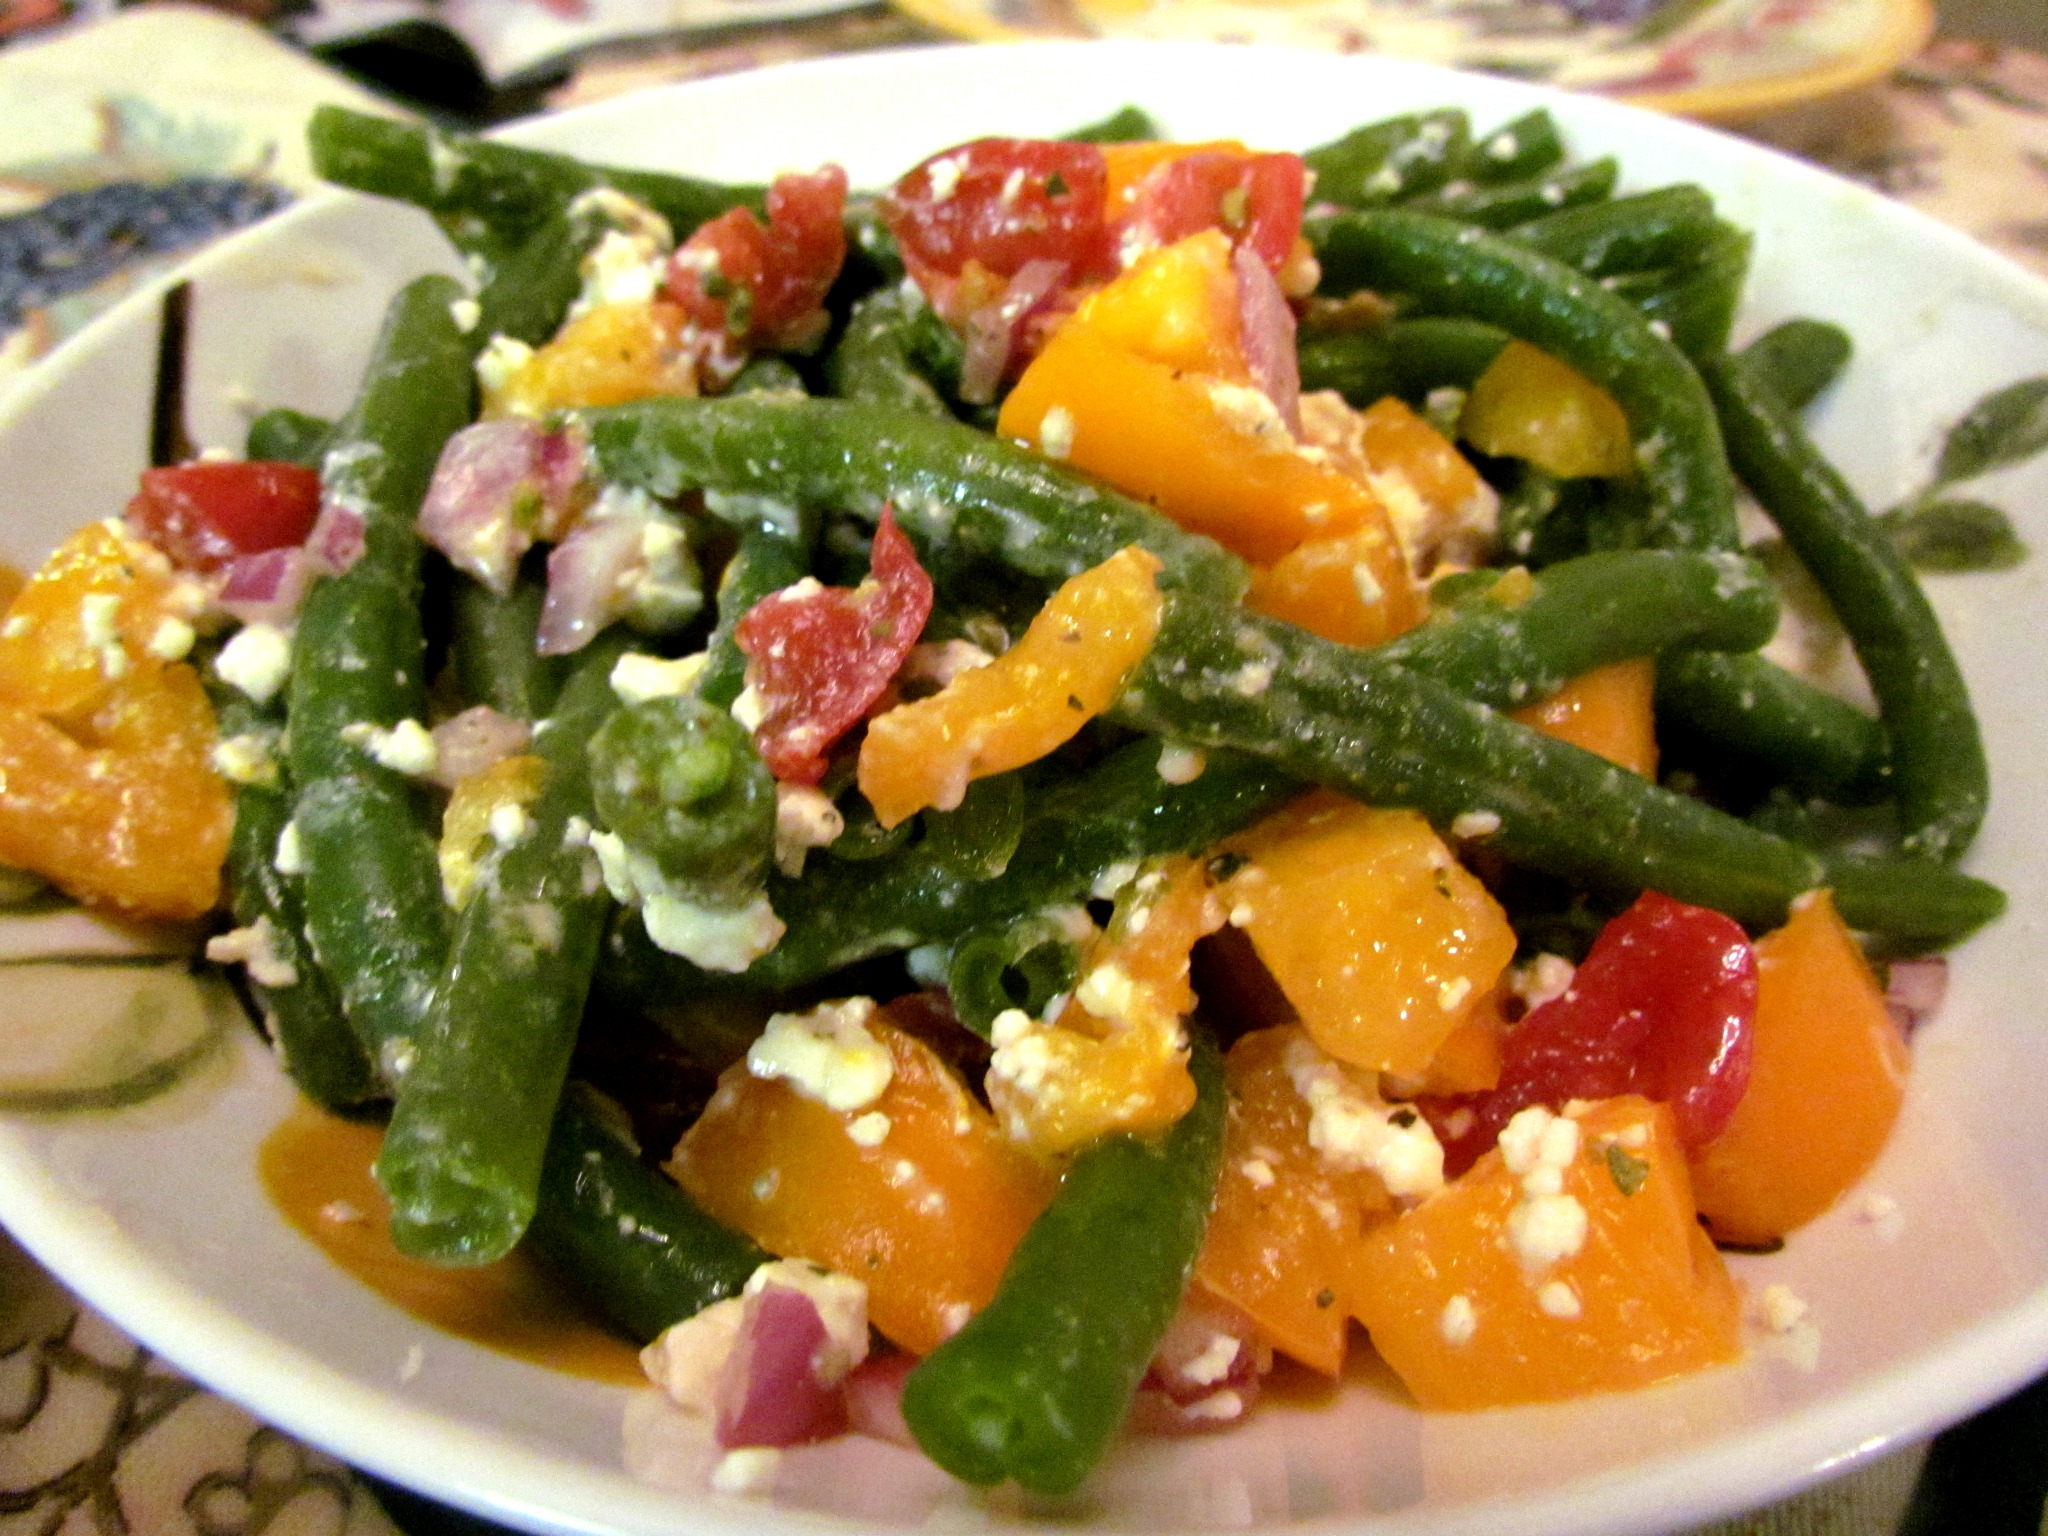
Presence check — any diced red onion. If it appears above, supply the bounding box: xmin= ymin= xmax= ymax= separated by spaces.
xmin=306 ymin=503 xmax=365 ymax=574
xmin=1235 ymin=242 xmax=1300 ymax=435
xmin=216 ymin=546 xmax=315 ymax=627
xmin=714 ymin=1283 xmax=850 ymax=1449
xmin=1130 ymin=1293 xmax=1272 ymax=1436
xmin=842 ymin=1352 xmax=918 ymax=1449
xmin=427 ymin=706 xmax=534 ymax=788
xmin=1886 ymin=956 xmax=1949 ymax=1037
xmin=419 ymin=420 xmax=549 ymax=596
xmin=958 ymin=258 xmax=1068 ymax=406
xmin=537 ymin=507 xmax=648 ymax=656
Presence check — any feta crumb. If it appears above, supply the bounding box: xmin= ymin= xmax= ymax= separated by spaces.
xmin=1450 ymin=810 xmax=1501 ymax=840
xmin=1156 ymin=743 xmax=1206 ymax=784
xmin=319 ymin=1200 xmax=365 ymax=1225
xmin=342 ymin=718 xmax=439 ymax=778
xmin=206 ymin=917 xmax=298 ymax=989
xmin=147 ymin=616 xmax=196 ymax=662
xmin=1205 ymin=380 xmax=1289 ymax=445
xmin=1536 ymin=1280 xmax=1582 ymax=1319
xmin=215 ymin=623 xmax=293 ymax=703
xmin=1439 ymin=1294 xmax=1477 ymax=1346
xmin=475 ymin=333 xmax=536 ymax=397
xmin=1230 ymin=661 xmax=1274 ymax=697
xmin=1437 ymin=975 xmax=1473 ymax=1013
xmin=1091 ymin=860 xmax=1140 ymax=900
xmin=939 ymin=1301 xmax=973 ymax=1337
xmin=847 ymin=1111 xmax=891 ymax=1147
xmin=1075 ymin=962 xmax=1139 ymax=1027
xmin=1508 ymin=1193 xmax=1588 ymax=1272
xmin=448 ymin=297 xmax=481 ymax=334
xmin=1511 ymin=954 xmax=1576 ymax=1011
xmin=609 ymin=650 xmax=708 ymax=704
xmin=1039 ymin=404 xmax=1077 ymax=460
xmin=1284 ymin=1035 xmax=1444 ymax=1198
xmin=211 ymin=732 xmax=276 ymax=786
xmin=1759 ymin=1283 xmax=1809 ymax=1333
xmin=925 ymin=155 xmax=964 ymax=202
xmin=1239 ymin=1157 xmax=1276 ymax=1189
xmin=274 ymin=820 xmax=305 ymax=876
xmin=747 ymin=997 xmax=893 ymax=1112
xmin=79 ymin=592 xmax=128 ymax=679
xmin=1180 ymin=1332 xmax=1241 ymax=1387
xmin=642 ymin=891 xmax=785 ymax=972
xmin=729 ymin=683 xmax=768 ymax=733
xmin=774 ymin=784 xmax=844 ymax=877
xmin=710 ymin=1448 xmax=781 ymax=1495
xmin=1180 ymin=1390 xmax=1246 ymax=1423
xmin=488 ymin=802 xmax=531 ymax=847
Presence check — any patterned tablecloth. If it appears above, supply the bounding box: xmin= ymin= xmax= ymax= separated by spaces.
xmin=5 ymin=6 xmax=2048 ymax=1535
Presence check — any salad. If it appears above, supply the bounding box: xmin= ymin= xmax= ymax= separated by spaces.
xmin=0 ymin=91 xmax=2023 ymax=1500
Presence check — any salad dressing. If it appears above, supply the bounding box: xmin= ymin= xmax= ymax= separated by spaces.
xmin=259 ymin=1101 xmax=642 ymax=1384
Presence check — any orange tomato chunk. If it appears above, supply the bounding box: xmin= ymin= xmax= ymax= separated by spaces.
xmin=1221 ymin=793 xmax=1516 ymax=1079
xmin=670 ymin=1004 xmax=1053 ymax=1355
xmin=986 ymin=856 xmax=1220 ymax=1157
xmin=1244 ymin=524 xmax=1415 ymax=648
xmin=1352 ymin=1097 xmax=1741 ymax=1410
xmin=1510 ymin=657 xmax=1659 ymax=778
xmin=858 ymin=545 xmax=1162 ymax=830
xmin=486 ymin=300 xmax=699 ymax=418
xmin=0 ymin=521 xmax=191 ymax=721
xmin=1068 ymin=228 xmax=1245 ymax=377
xmin=1460 ymin=340 xmax=1634 ymax=479
xmin=1688 ymin=890 xmax=1907 ymax=1246
xmin=437 ymin=754 xmax=549 ymax=907
xmin=1195 ymin=1025 xmax=1393 ymax=1375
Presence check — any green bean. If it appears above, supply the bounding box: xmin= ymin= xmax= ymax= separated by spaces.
xmin=727 ymin=355 xmax=807 ymax=396
xmin=1064 ymin=105 xmax=1160 ymax=143
xmin=1300 ymin=318 xmax=1516 ymax=407
xmin=826 ymin=285 xmax=953 ymax=418
xmin=944 ymin=912 xmax=1083 ymax=1038
xmin=697 ymin=519 xmax=812 ymax=711
xmin=577 ymin=395 xmax=1249 ymax=602
xmin=1618 ymin=223 xmax=1752 ymax=362
xmin=527 ymin=1087 xmax=768 ymax=1342
xmin=901 ymin=1029 xmax=1226 ymax=1494
xmin=210 ymin=692 xmax=378 ymax=1112
xmin=469 ymin=207 xmax=592 ymax=349
xmin=1656 ymin=650 xmax=1892 ymax=804
xmin=1513 ymin=187 xmax=1721 ymax=279
xmin=1454 ymin=109 xmax=1565 ymax=185
xmin=244 ymin=408 xmax=332 ymax=467
xmin=1702 ymin=348 xmax=1989 ymax=862
xmin=288 ymin=276 xmax=472 ymax=1075
xmin=1303 ymin=109 xmax=1470 ymax=208
xmin=377 ymin=634 xmax=629 ymax=1264
xmin=1740 ymin=317 xmax=1853 ymax=413
xmin=1309 ymin=208 xmax=1739 ymax=551
xmin=1406 ymin=157 xmax=1618 ymax=230
xmin=588 ymin=694 xmax=776 ymax=905
xmin=449 ymin=565 xmax=571 ymax=721
xmin=1377 ymin=549 xmax=1778 ymax=707
xmin=307 ymin=105 xmax=762 ymax=261
xmin=1115 ymin=593 xmax=2001 ymax=942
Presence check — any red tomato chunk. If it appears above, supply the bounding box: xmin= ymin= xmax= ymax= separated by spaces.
xmin=126 ymin=460 xmax=322 ymax=572
xmin=667 ymin=166 xmax=849 ymax=354
xmin=1120 ymin=150 xmax=1308 ymax=275
xmin=1425 ymin=891 xmax=1757 ymax=1176
xmin=881 ymin=138 xmax=1115 ymax=288
xmin=733 ymin=507 xmax=933 ymax=785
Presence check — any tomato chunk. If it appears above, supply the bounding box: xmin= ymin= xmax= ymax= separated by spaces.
xmin=1118 ymin=149 xmax=1308 ymax=275
xmin=127 ymin=461 xmax=322 ymax=573
xmin=734 ymin=508 xmax=932 ymax=785
xmin=1425 ymin=892 xmax=1757 ymax=1177
xmin=881 ymin=138 xmax=1114 ymax=287
xmin=666 ymin=167 xmax=849 ymax=355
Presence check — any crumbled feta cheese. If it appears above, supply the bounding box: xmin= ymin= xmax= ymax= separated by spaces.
xmin=571 ymin=228 xmax=667 ymax=318
xmin=274 ymin=820 xmax=305 ymax=876
xmin=643 ymin=1296 xmax=746 ymax=1410
xmin=901 ymin=639 xmax=996 ymax=691
xmin=1091 ymin=860 xmax=1140 ymax=900
xmin=1437 ymin=975 xmax=1473 ymax=1013
xmin=341 ymin=718 xmax=439 ymax=779
xmin=147 ymin=616 xmax=195 ymax=662
xmin=474 ymin=334 xmax=535 ymax=396
xmin=747 ymin=997 xmax=893 ymax=1112
xmin=488 ymin=802 xmax=531 ymax=847
xmin=1510 ymin=954 xmax=1575 ymax=1012
xmin=774 ymin=784 xmax=844 ymax=877
xmin=924 ymin=155 xmax=965 ymax=202
xmin=210 ymin=732 xmax=277 ymax=786
xmin=1156 ymin=743 xmax=1206 ymax=784
xmin=1038 ymin=404 xmax=1077 ymax=460
xmin=609 ymin=650 xmax=708 ymax=704
xmin=1450 ymin=810 xmax=1501 ymax=840
xmin=1284 ymin=1035 xmax=1444 ymax=1198
xmin=1509 ymin=1193 xmax=1588 ymax=1271
xmin=1439 ymin=1294 xmax=1477 ymax=1346
xmin=1075 ymin=962 xmax=1139 ymax=1027
xmin=206 ymin=917 xmax=298 ymax=990
xmin=1180 ymin=1332 xmax=1241 ymax=1387
xmin=1536 ymin=1280 xmax=1581 ymax=1319
xmin=1497 ymin=1106 xmax=1588 ymax=1274
xmin=711 ymin=1449 xmax=781 ymax=1495
xmin=448 ymin=297 xmax=481 ymax=334
xmin=1239 ymin=1157 xmax=1276 ymax=1189
xmin=1206 ymin=381 xmax=1290 ymax=446
xmin=1230 ymin=661 xmax=1274 ymax=697
xmin=847 ymin=1111 xmax=891 ymax=1147
xmin=78 ymin=592 xmax=128 ymax=679
xmin=215 ymin=623 xmax=293 ymax=703
xmin=729 ymin=683 xmax=768 ymax=733
xmin=1759 ymin=1283 xmax=1809 ymax=1333
xmin=642 ymin=891 xmax=785 ymax=972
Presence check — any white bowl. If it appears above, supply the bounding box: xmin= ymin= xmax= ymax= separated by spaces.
xmin=4 ymin=40 xmax=2048 ymax=1536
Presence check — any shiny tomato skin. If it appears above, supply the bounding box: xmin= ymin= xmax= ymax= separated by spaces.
xmin=1425 ymin=891 xmax=1758 ymax=1176
xmin=734 ymin=507 xmax=933 ymax=785
xmin=125 ymin=460 xmax=322 ymax=573
xmin=1120 ymin=150 xmax=1308 ymax=274
xmin=881 ymin=138 xmax=1114 ymax=283
xmin=667 ymin=166 xmax=848 ymax=350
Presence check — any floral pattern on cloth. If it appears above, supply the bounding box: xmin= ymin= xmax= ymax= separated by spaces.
xmin=0 ymin=1227 xmax=401 ymax=1536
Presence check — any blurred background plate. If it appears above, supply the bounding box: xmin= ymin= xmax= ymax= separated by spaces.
xmin=888 ymin=0 xmax=1935 ymax=119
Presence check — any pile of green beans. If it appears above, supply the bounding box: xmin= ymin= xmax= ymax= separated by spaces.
xmin=227 ymin=100 xmax=2011 ymax=1498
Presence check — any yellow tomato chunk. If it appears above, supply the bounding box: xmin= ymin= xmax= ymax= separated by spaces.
xmin=670 ymin=1004 xmax=1053 ymax=1355
xmin=1353 ymin=1098 xmax=1742 ymax=1410
xmin=437 ymin=754 xmax=549 ymax=907
xmin=1510 ymin=657 xmax=1659 ymax=778
xmin=859 ymin=545 xmax=1162 ymax=830
xmin=486 ymin=300 xmax=698 ymax=418
xmin=1244 ymin=524 xmax=1415 ymax=648
xmin=1689 ymin=889 xmax=1907 ymax=1246
xmin=1460 ymin=339 xmax=1634 ymax=479
xmin=1070 ymin=228 xmax=1245 ymax=378
xmin=1221 ymin=794 xmax=1516 ymax=1079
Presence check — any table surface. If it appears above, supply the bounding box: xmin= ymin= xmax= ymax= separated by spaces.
xmin=4 ymin=4 xmax=2048 ymax=1534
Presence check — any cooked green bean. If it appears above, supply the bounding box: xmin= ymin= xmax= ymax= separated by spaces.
xmin=1064 ymin=105 xmax=1160 ymax=143
xmin=1615 ymin=222 xmax=1752 ymax=362
xmin=1407 ymin=157 xmax=1618 ymax=230
xmin=287 ymin=276 xmax=471 ymax=1077
xmin=1303 ymin=109 xmax=1470 ymax=208
xmin=826 ymin=285 xmax=954 ymax=418
xmin=1296 ymin=316 xmax=1514 ymax=405
xmin=1656 ymin=650 xmax=1892 ymax=804
xmin=901 ymin=1029 xmax=1225 ymax=1494
xmin=449 ymin=565 xmax=571 ymax=721
xmin=1513 ymin=187 xmax=1722 ymax=279
xmin=1702 ymin=347 xmax=1989 ymax=861
xmin=1453 ymin=109 xmax=1565 ymax=185
xmin=1308 ymin=208 xmax=1739 ymax=551
xmin=1739 ymin=317 xmax=1853 ymax=412
xmin=244 ymin=408 xmax=332 ymax=468
xmin=697 ymin=520 xmax=813 ymax=711
xmin=377 ymin=633 xmax=629 ymax=1264
xmin=528 ymin=1087 xmax=768 ymax=1341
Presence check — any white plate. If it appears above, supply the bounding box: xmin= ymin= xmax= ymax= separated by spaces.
xmin=4 ymin=40 xmax=2048 ymax=1536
